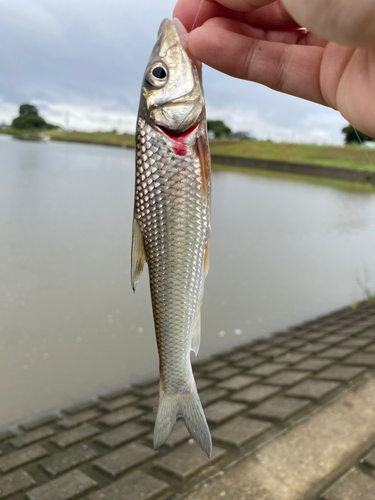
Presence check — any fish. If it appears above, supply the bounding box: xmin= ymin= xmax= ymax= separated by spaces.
xmin=131 ymin=18 xmax=212 ymax=457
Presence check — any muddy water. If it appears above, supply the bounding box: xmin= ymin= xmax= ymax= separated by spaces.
xmin=1 ymin=134 xmax=374 ymax=427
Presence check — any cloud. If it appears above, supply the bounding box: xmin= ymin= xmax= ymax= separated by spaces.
xmin=0 ymin=0 xmax=349 ymax=144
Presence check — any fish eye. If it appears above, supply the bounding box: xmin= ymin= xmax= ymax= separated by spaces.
xmin=152 ymin=66 xmax=166 ymax=79
xmin=146 ymin=63 xmax=168 ymax=88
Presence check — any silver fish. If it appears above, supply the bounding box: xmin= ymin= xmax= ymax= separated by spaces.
xmin=131 ymin=18 xmax=212 ymax=457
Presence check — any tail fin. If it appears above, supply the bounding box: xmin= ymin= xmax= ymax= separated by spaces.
xmin=153 ymin=385 xmax=212 ymax=458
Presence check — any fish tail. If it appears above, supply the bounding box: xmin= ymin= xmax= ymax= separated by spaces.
xmin=154 ymin=384 xmax=212 ymax=458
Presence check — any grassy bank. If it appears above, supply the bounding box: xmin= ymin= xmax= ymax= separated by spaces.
xmin=2 ymin=128 xmax=374 ymax=172
xmin=0 ymin=128 xmax=135 ymax=148
xmin=45 ymin=130 xmax=135 ymax=148
xmin=210 ymin=139 xmax=375 ymax=172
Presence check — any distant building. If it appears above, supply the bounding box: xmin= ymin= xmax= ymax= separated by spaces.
xmin=0 ymin=122 xmax=9 ymax=129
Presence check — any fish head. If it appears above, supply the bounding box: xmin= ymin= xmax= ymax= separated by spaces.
xmin=139 ymin=18 xmax=205 ymax=135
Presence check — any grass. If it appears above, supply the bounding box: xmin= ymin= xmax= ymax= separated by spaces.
xmin=44 ymin=130 xmax=135 ymax=148
xmin=2 ymin=128 xmax=374 ymax=173
xmin=209 ymin=139 xmax=375 ymax=172
xmin=0 ymin=128 xmax=135 ymax=148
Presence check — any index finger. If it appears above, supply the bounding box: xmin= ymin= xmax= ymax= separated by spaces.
xmin=173 ymin=0 xmax=300 ymax=32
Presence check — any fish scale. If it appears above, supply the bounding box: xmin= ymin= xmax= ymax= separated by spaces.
xmin=135 ymin=118 xmax=208 ymax=391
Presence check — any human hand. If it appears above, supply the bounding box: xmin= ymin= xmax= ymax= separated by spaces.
xmin=173 ymin=0 xmax=375 ymax=137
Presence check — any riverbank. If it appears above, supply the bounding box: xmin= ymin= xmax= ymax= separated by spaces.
xmin=0 ymin=300 xmax=374 ymax=499
xmin=2 ymin=128 xmax=375 ymax=172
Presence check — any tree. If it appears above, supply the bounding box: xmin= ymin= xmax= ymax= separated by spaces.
xmin=207 ymin=120 xmax=231 ymax=138
xmin=342 ymin=124 xmax=373 ymax=144
xmin=19 ymin=104 xmax=39 ymax=117
xmin=11 ymin=103 xmax=57 ymax=130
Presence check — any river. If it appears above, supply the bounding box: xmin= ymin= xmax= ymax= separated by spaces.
xmin=1 ymin=134 xmax=375 ymax=427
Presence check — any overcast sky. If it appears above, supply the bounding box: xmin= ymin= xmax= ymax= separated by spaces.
xmin=0 ymin=0 xmax=349 ymax=143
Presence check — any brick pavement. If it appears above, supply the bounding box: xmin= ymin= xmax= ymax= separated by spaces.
xmin=0 ymin=301 xmax=374 ymax=499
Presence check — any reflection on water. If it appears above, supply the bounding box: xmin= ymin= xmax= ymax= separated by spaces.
xmin=1 ymin=136 xmax=375 ymax=427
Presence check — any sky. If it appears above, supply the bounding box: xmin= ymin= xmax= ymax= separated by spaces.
xmin=0 ymin=0 xmax=349 ymax=144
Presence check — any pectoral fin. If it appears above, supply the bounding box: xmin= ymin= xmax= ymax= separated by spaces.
xmin=131 ymin=217 xmax=146 ymax=292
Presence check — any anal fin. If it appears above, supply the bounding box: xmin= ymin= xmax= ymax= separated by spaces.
xmin=191 ymin=309 xmax=201 ymax=356
xmin=131 ymin=217 xmax=146 ymax=292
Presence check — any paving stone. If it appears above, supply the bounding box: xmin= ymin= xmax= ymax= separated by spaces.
xmin=248 ymin=396 xmax=310 ymax=422
xmin=140 ymin=395 xmax=160 ymax=410
xmin=365 ymin=343 xmax=375 ymax=353
xmin=235 ymin=356 xmax=266 ymax=369
xmin=145 ymin=419 xmax=191 ymax=449
xmin=340 ymin=325 xmax=367 ymax=334
xmin=293 ymin=358 xmax=333 ymax=372
xmin=283 ymin=339 xmax=308 ymax=348
xmin=0 ymin=470 xmax=36 ymax=499
xmin=217 ymin=375 xmax=259 ymax=391
xmin=226 ymin=351 xmax=249 ymax=362
xmin=99 ymin=407 xmax=144 ymax=427
xmin=0 ymin=430 xmax=15 ymax=442
xmin=319 ymin=334 xmax=350 ymax=345
xmin=134 ymin=383 xmax=159 ymax=398
xmin=200 ymin=360 xmax=227 ymax=372
xmin=39 ymin=444 xmax=98 ymax=477
xmin=26 ymin=470 xmax=97 ymax=500
xmin=207 ymin=366 xmax=242 ymax=380
xmin=286 ymin=379 xmax=341 ymax=401
xmin=358 ymin=330 xmax=375 ymax=339
xmin=300 ymin=332 xmax=326 ymax=340
xmin=0 ymin=444 xmax=48 ymax=473
xmin=93 ymin=442 xmax=157 ymax=478
xmin=316 ymin=365 xmax=366 ymax=382
xmin=321 ymin=467 xmax=375 ymax=500
xmin=212 ymin=416 xmax=273 ymax=447
xmin=195 ymin=378 xmax=214 ymax=391
xmin=140 ymin=412 xmax=157 ymax=425
xmin=50 ymin=424 xmax=100 ymax=449
xmin=318 ymin=347 xmax=356 ymax=359
xmin=199 ymin=388 xmax=228 ymax=407
xmin=58 ymin=410 xmax=101 ymax=429
xmin=204 ymin=401 xmax=247 ymax=425
xmin=265 ymin=370 xmax=310 ymax=387
xmin=274 ymin=352 xmax=308 ymax=364
xmin=154 ymin=443 xmax=226 ymax=481
xmin=248 ymin=344 xmax=269 ymax=353
xmin=95 ymin=422 xmax=149 ymax=448
xmin=99 ymin=386 xmax=132 ymax=401
xmin=63 ymin=400 xmax=98 ymax=415
xmin=340 ymin=338 xmax=373 ymax=348
xmin=20 ymin=415 xmax=60 ymax=432
xmin=10 ymin=427 xmax=55 ymax=448
xmin=344 ymin=353 xmax=375 ymax=366
xmin=99 ymin=395 xmax=138 ymax=412
xmin=230 ymin=384 xmax=280 ymax=404
xmin=248 ymin=362 xmax=288 ymax=377
xmin=298 ymin=342 xmax=329 ymax=353
xmin=86 ymin=470 xmax=169 ymax=500
xmin=363 ymin=447 xmax=375 ymax=469
xmin=260 ymin=347 xmax=288 ymax=358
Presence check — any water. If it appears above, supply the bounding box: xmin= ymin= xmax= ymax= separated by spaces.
xmin=1 ymin=134 xmax=375 ymax=427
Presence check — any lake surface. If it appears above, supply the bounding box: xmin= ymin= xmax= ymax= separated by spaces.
xmin=1 ymin=134 xmax=375 ymax=428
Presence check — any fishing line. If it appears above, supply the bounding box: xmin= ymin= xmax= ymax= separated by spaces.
xmin=353 ymin=126 xmax=374 ymax=168
xmin=190 ymin=0 xmax=205 ymax=32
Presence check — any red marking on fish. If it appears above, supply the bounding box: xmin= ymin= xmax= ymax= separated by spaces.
xmin=161 ymin=124 xmax=199 ymax=157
